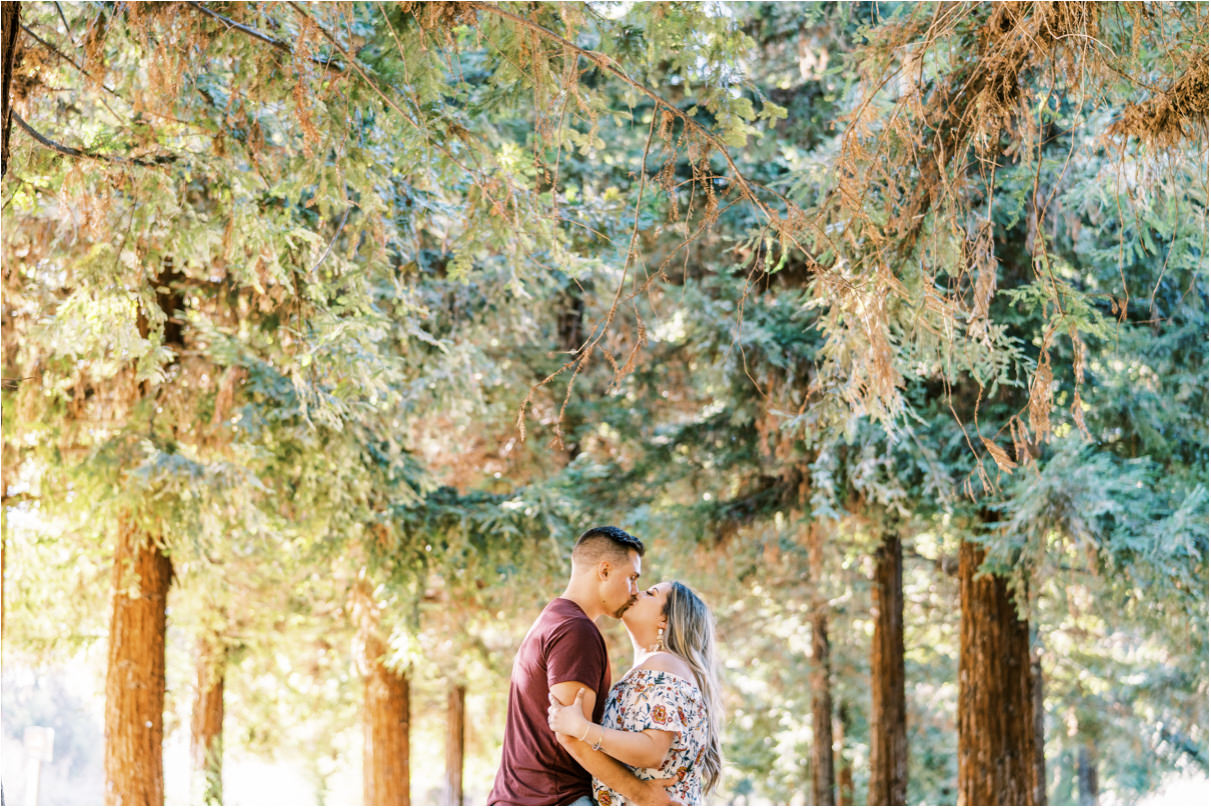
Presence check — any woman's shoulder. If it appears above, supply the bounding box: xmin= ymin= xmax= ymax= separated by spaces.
xmin=636 ymin=651 xmax=696 ymax=683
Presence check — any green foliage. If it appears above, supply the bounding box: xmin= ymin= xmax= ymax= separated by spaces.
xmin=2 ymin=1 xmax=1206 ymax=804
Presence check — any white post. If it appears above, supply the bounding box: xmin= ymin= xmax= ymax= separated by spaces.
xmin=22 ymin=726 xmax=54 ymax=806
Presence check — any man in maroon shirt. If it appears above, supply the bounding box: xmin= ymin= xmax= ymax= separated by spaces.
xmin=489 ymin=526 xmax=675 ymax=806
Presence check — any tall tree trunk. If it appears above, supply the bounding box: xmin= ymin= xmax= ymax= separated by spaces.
xmin=355 ymin=581 xmax=411 ymax=806
xmin=870 ymin=530 xmax=908 ymax=805
xmin=445 ymin=683 xmax=466 ymax=806
xmin=104 ymin=519 xmax=172 ymax=805
xmin=104 ymin=256 xmax=182 ymax=806
xmin=835 ymin=701 xmax=854 ymax=806
xmin=191 ymin=635 xmax=225 ymax=805
xmin=958 ymin=540 xmax=1040 ymax=805
xmin=1077 ymin=738 xmax=1098 ymax=805
xmin=556 ymin=287 xmax=585 ymax=458
xmin=1032 ymin=643 xmax=1047 ymax=805
xmin=0 ymin=441 xmax=15 ymax=640
xmin=807 ymin=522 xmax=835 ymax=806
xmin=1 ymin=2 xmax=19 ymax=178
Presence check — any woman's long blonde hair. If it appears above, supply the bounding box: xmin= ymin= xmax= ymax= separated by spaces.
xmin=662 ymin=581 xmax=723 ymax=795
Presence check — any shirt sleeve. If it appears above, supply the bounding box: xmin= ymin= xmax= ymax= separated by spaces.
xmin=618 ymin=678 xmax=690 ymax=737
xmin=546 ymin=617 xmax=607 ymax=692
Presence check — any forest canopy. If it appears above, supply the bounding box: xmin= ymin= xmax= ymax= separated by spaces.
xmin=1 ymin=1 xmax=1207 ymax=805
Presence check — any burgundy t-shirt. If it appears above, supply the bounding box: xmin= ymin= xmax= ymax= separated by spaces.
xmin=489 ymin=598 xmax=611 ymax=805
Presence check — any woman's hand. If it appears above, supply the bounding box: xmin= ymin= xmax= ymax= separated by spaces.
xmin=548 ymin=688 xmax=591 ymax=739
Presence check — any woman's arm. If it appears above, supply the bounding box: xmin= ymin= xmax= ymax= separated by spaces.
xmin=549 ymin=689 xmax=675 ymax=770
xmin=556 ymin=734 xmax=680 ymax=806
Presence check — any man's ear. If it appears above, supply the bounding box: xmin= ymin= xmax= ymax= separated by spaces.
xmin=598 ymin=560 xmax=611 ymax=580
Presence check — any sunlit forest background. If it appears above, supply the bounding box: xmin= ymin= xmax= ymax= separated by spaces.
xmin=1 ymin=1 xmax=1207 ymax=806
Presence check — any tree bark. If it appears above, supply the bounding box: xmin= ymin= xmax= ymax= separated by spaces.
xmin=807 ymin=522 xmax=835 ymax=806
xmin=1 ymin=2 xmax=19 ymax=177
xmin=835 ymin=701 xmax=854 ymax=806
xmin=445 ymin=683 xmax=466 ymax=806
xmin=870 ymin=530 xmax=908 ymax=805
xmin=1032 ymin=644 xmax=1047 ymax=805
xmin=103 ymin=256 xmax=182 ymax=806
xmin=355 ymin=582 xmax=411 ymax=806
xmin=958 ymin=540 xmax=1040 ymax=805
xmin=191 ymin=635 xmax=225 ymax=805
xmin=104 ymin=518 xmax=172 ymax=806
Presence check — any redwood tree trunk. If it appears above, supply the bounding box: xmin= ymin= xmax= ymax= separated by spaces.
xmin=836 ymin=701 xmax=854 ymax=806
xmin=870 ymin=530 xmax=908 ymax=805
xmin=958 ymin=540 xmax=1040 ymax=805
xmin=104 ymin=520 xmax=172 ymax=805
xmin=807 ymin=523 xmax=835 ymax=806
xmin=191 ymin=636 xmax=225 ymax=805
xmin=356 ymin=583 xmax=411 ymax=806
xmin=445 ymin=683 xmax=466 ymax=805
xmin=1 ymin=2 xmax=20 ymax=177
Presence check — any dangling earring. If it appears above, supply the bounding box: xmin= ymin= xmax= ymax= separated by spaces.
xmin=653 ymin=625 xmax=665 ymax=652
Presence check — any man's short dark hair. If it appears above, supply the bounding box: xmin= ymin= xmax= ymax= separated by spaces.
xmin=573 ymin=526 xmax=644 ymax=565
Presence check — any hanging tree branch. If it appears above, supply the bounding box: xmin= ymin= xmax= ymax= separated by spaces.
xmin=185 ymin=2 xmax=345 ymax=72
xmin=20 ymin=23 xmax=120 ymax=96
xmin=464 ymin=2 xmax=815 ymax=238
xmin=12 ymin=111 xmax=176 ymax=166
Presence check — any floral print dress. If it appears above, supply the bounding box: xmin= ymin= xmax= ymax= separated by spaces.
xmin=592 ymin=667 xmax=709 ymax=806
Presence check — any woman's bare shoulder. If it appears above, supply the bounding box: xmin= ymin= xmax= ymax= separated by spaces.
xmin=637 ymin=651 xmax=695 ymax=681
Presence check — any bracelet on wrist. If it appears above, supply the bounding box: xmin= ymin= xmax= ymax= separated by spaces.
xmin=577 ymin=723 xmax=591 ymax=743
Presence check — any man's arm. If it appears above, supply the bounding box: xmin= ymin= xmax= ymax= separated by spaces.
xmin=549 ymin=680 xmax=597 ymax=724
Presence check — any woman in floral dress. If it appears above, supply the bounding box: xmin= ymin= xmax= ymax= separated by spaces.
xmin=549 ymin=581 xmax=723 ymax=805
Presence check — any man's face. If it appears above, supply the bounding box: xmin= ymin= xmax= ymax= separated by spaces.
xmin=602 ymin=550 xmax=642 ymax=619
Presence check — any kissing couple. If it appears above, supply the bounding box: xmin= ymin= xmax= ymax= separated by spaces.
xmin=489 ymin=526 xmax=722 ymax=806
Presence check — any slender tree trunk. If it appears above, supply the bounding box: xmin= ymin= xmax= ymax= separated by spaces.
xmin=958 ymin=540 xmax=1040 ymax=805
xmin=0 ymin=443 xmax=15 ymax=640
xmin=1032 ymin=644 xmax=1047 ymax=805
xmin=870 ymin=530 xmax=908 ymax=805
xmin=835 ymin=701 xmax=854 ymax=806
xmin=104 ymin=518 xmax=172 ymax=805
xmin=1 ymin=2 xmax=20 ymax=177
xmin=556 ymin=287 xmax=585 ymax=458
xmin=191 ymin=635 xmax=225 ymax=805
xmin=355 ymin=582 xmax=411 ymax=806
xmin=807 ymin=522 xmax=835 ymax=806
xmin=1077 ymin=738 xmax=1098 ymax=805
xmin=445 ymin=683 xmax=466 ymax=806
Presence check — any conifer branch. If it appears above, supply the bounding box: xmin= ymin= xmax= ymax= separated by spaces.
xmin=309 ymin=205 xmax=354 ymax=275
xmin=467 ymin=2 xmax=791 ymax=226
xmin=12 ymin=111 xmax=176 ymax=166
xmin=287 ymin=2 xmax=502 ymax=210
xmin=186 ymin=2 xmax=344 ymax=72
xmin=53 ymin=2 xmax=76 ymax=47
xmin=21 ymin=23 xmax=118 ymax=96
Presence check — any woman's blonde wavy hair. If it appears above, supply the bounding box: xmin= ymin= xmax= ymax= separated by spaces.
xmin=662 ymin=581 xmax=723 ymax=796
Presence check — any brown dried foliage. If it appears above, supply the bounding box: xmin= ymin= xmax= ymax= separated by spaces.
xmin=397 ymin=1 xmax=479 ymax=31
xmin=969 ymin=3 xmax=1101 ymax=147
xmin=1109 ymin=49 xmax=1210 ymax=148
xmin=825 ymin=1 xmax=1208 ymax=485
